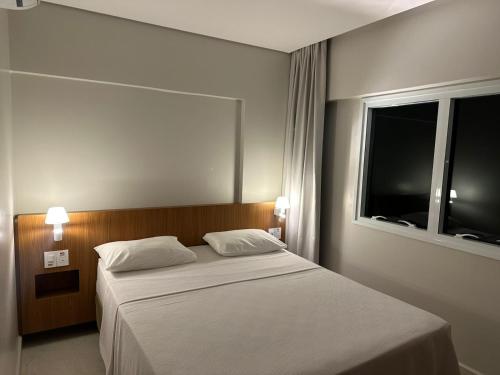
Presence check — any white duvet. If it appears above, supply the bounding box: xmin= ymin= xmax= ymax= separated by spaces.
xmin=97 ymin=246 xmax=459 ymax=375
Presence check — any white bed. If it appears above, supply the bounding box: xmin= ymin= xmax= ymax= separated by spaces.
xmin=96 ymin=245 xmax=459 ymax=375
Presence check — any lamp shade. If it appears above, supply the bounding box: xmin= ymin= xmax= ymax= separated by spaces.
xmin=450 ymin=190 xmax=458 ymax=199
xmin=275 ymin=196 xmax=290 ymax=210
xmin=45 ymin=207 xmax=70 ymax=225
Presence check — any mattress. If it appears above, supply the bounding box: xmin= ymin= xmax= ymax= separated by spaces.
xmin=96 ymin=245 xmax=459 ymax=375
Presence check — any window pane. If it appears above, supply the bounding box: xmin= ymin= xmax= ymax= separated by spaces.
xmin=441 ymin=94 xmax=500 ymax=245
xmin=362 ymin=102 xmax=438 ymax=229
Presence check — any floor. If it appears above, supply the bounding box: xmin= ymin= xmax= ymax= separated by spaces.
xmin=21 ymin=324 xmax=105 ymax=375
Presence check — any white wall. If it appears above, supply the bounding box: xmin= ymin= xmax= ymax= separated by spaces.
xmin=0 ymin=9 xmax=20 ymax=375
xmin=322 ymin=1 xmax=500 ymax=373
xmin=327 ymin=0 xmax=500 ymax=100
xmin=12 ymin=74 xmax=240 ymax=213
xmin=8 ymin=2 xmax=290 ymax=214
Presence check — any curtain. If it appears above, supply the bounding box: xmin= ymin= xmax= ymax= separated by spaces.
xmin=282 ymin=41 xmax=327 ymax=263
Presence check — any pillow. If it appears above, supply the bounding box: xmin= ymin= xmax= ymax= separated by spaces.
xmin=203 ymin=229 xmax=286 ymax=256
xmin=94 ymin=236 xmax=197 ymax=272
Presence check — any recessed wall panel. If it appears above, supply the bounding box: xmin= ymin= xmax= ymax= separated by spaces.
xmin=12 ymin=74 xmax=239 ymax=213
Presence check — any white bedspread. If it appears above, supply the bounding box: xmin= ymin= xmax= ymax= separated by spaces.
xmin=97 ymin=246 xmax=459 ymax=375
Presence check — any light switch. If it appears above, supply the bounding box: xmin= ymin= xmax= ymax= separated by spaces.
xmin=44 ymin=249 xmax=69 ymax=268
xmin=268 ymin=227 xmax=282 ymax=240
xmin=44 ymin=252 xmax=56 ymax=268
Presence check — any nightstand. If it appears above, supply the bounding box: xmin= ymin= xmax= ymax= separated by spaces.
xmin=15 ymin=214 xmax=98 ymax=335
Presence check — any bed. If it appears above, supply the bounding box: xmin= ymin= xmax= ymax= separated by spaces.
xmin=96 ymin=245 xmax=459 ymax=375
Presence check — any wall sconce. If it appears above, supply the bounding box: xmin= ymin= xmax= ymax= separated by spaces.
xmin=274 ymin=196 xmax=290 ymax=219
xmin=449 ymin=189 xmax=458 ymax=203
xmin=45 ymin=207 xmax=69 ymax=241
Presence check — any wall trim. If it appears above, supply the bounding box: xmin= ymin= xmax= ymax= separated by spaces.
xmin=16 ymin=336 xmax=22 ymax=375
xmin=459 ymin=362 xmax=484 ymax=375
xmin=7 ymin=69 xmax=243 ymax=101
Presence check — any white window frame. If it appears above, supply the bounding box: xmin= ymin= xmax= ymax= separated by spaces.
xmin=354 ymin=78 xmax=500 ymax=261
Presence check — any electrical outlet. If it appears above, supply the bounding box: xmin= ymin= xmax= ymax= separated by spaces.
xmin=56 ymin=250 xmax=69 ymax=267
xmin=44 ymin=250 xmax=69 ymax=268
xmin=268 ymin=227 xmax=282 ymax=240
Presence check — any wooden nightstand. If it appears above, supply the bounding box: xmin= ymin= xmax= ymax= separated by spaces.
xmin=15 ymin=214 xmax=98 ymax=335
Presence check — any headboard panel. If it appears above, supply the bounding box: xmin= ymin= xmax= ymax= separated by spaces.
xmin=15 ymin=202 xmax=284 ymax=334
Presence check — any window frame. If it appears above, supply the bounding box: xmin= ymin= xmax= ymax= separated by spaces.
xmin=353 ymin=79 xmax=500 ymax=261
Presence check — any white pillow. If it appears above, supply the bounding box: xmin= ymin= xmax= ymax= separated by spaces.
xmin=94 ymin=236 xmax=197 ymax=272
xmin=203 ymin=229 xmax=286 ymax=256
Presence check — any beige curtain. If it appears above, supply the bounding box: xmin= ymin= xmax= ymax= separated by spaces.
xmin=282 ymin=41 xmax=327 ymax=263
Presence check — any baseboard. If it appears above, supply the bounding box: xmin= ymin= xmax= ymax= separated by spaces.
xmin=16 ymin=336 xmax=22 ymax=375
xmin=459 ymin=362 xmax=484 ymax=375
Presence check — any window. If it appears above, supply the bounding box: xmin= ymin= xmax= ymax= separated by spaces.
xmin=440 ymin=94 xmax=500 ymax=245
xmin=362 ymin=102 xmax=438 ymax=229
xmin=355 ymin=80 xmax=500 ymax=260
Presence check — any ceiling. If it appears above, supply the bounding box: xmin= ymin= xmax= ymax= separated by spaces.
xmin=44 ymin=0 xmax=434 ymax=52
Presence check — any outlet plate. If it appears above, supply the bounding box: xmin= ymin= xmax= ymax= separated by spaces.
xmin=268 ymin=227 xmax=282 ymax=240
xmin=44 ymin=249 xmax=69 ymax=268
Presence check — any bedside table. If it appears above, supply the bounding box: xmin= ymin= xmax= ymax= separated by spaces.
xmin=15 ymin=214 xmax=98 ymax=335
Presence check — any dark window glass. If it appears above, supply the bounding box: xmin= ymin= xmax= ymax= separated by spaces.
xmin=362 ymin=102 xmax=438 ymax=229
xmin=441 ymin=94 xmax=500 ymax=245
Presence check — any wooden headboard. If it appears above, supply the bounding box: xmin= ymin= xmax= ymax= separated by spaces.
xmin=15 ymin=202 xmax=284 ymax=334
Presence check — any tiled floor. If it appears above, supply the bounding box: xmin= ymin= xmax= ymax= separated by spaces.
xmin=21 ymin=324 xmax=105 ymax=375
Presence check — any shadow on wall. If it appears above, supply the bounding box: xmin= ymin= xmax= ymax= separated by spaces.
xmin=0 ymin=61 xmax=20 ymax=374
xmin=320 ymin=100 xmax=354 ymax=270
